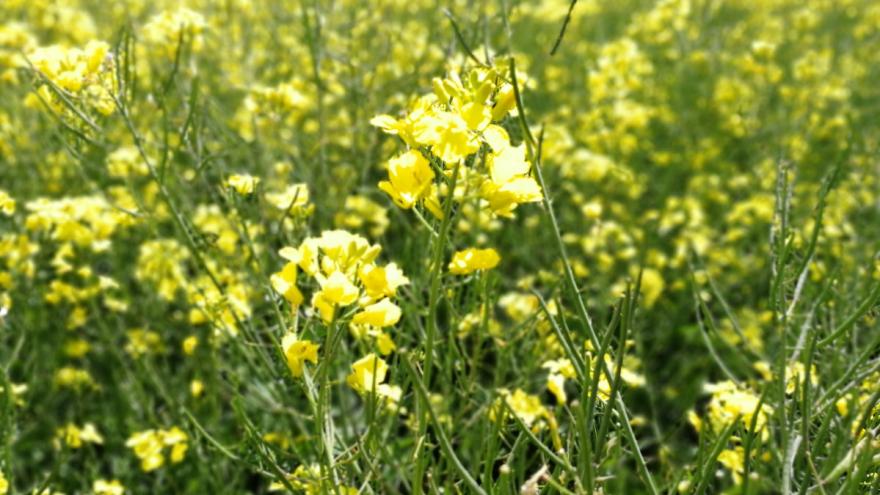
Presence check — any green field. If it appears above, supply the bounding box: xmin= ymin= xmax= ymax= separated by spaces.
xmin=1 ymin=0 xmax=880 ymax=493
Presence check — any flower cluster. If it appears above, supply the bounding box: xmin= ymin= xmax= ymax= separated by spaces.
xmin=125 ymin=427 xmax=188 ymax=472
xmin=372 ymin=65 xmax=542 ymax=219
xmin=25 ymin=40 xmax=116 ymax=117
xmin=272 ymin=230 xmax=409 ymax=353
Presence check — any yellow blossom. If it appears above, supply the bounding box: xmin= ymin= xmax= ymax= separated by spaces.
xmin=347 ymin=353 xmax=388 ymax=394
xmin=281 ymin=334 xmax=319 ymax=377
xmin=352 ymin=298 xmax=402 ymax=327
xmin=92 ymin=479 xmax=125 ymax=495
xmin=448 ymin=248 xmax=501 ymax=275
xmin=190 ymin=380 xmax=204 ymax=398
xmin=56 ymin=423 xmax=103 ymax=449
xmin=126 ymin=427 xmax=188 ymax=472
xmin=271 ymin=261 xmax=304 ymax=306
xmin=481 ymin=143 xmax=543 ymax=217
xmin=358 ymin=263 xmax=409 ymax=301
xmin=378 ymin=150 xmax=435 ymax=209
xmin=491 ymin=388 xmax=550 ymax=431
xmin=0 ymin=190 xmax=14 ymax=216
xmin=182 ymin=336 xmax=198 ymax=355
xmin=225 ymin=174 xmax=260 ymax=195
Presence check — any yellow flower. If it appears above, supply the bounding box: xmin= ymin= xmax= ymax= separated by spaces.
xmin=126 ymin=427 xmax=188 ymax=472
xmin=352 ymin=298 xmax=402 ymax=327
xmin=125 ymin=329 xmax=164 ymax=357
xmin=271 ymin=261 xmax=304 ymax=306
xmin=266 ymin=183 xmax=312 ymax=217
xmin=190 ymin=379 xmax=204 ymax=398
xmin=0 ymin=470 xmax=7 ymax=495
xmin=281 ymin=334 xmax=319 ymax=377
xmin=378 ymin=150 xmax=435 ymax=209
xmin=316 ymin=271 xmax=359 ymax=306
xmin=126 ymin=430 xmax=165 ymax=472
xmin=358 ymin=263 xmax=409 ymax=301
xmin=56 ymin=422 xmax=103 ymax=449
xmin=0 ymin=190 xmax=15 ymax=216
xmin=481 ymin=144 xmax=543 ymax=217
xmin=163 ymin=427 xmax=188 ymax=463
xmin=491 ymin=388 xmax=549 ymax=430
xmin=459 ymin=101 xmax=491 ymax=131
xmin=279 ymin=239 xmax=319 ymax=276
xmin=317 ymin=230 xmax=381 ymax=274
xmin=542 ymin=359 xmax=576 ymax=404
xmin=448 ymin=248 xmax=501 ymax=275
xmin=182 ymin=336 xmax=198 ymax=355
xmin=93 ymin=479 xmax=125 ymax=495
xmin=546 ymin=373 xmax=567 ymax=404
xmin=639 ymin=268 xmax=665 ymax=308
xmin=375 ymin=331 xmax=397 ymax=355
xmin=225 ymin=174 xmax=260 ymax=195
xmin=718 ymin=447 xmax=745 ymax=484
xmin=346 ymin=353 xmax=388 ymax=394
xmin=704 ymin=381 xmax=773 ymax=439
xmin=412 ymin=110 xmax=480 ymax=165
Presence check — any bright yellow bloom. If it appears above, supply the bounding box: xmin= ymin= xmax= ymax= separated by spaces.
xmin=55 ymin=422 xmax=103 ymax=449
xmin=412 ymin=110 xmax=480 ymax=165
xmin=378 ymin=150 xmax=435 ymax=209
xmin=281 ymin=334 xmax=319 ymax=377
xmin=718 ymin=447 xmax=746 ymax=484
xmin=271 ymin=261 xmax=304 ymax=306
xmin=317 ymin=270 xmax=359 ymax=305
xmin=126 ymin=430 xmax=164 ymax=472
xmin=346 ymin=353 xmax=388 ymax=394
xmin=703 ymin=381 xmax=773 ymax=439
xmin=190 ymin=379 xmax=204 ymax=398
xmin=225 ymin=174 xmax=260 ymax=195
xmin=279 ymin=239 xmax=319 ymax=276
xmin=0 ymin=470 xmax=7 ymax=495
xmin=126 ymin=427 xmax=188 ymax=472
xmin=352 ymin=298 xmax=402 ymax=327
xmin=0 ymin=190 xmax=15 ymax=216
xmin=358 ymin=263 xmax=409 ymax=301
xmin=481 ymin=144 xmax=543 ymax=217
xmin=93 ymin=479 xmax=125 ymax=495
xmin=316 ymin=230 xmax=381 ymax=275
xmin=164 ymin=427 xmax=188 ymax=463
xmin=182 ymin=335 xmax=198 ymax=355
xmin=543 ymin=359 xmax=577 ymax=404
xmin=448 ymin=248 xmax=501 ymax=275
xmin=375 ymin=331 xmax=397 ymax=355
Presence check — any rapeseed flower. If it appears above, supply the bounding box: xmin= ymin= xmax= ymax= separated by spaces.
xmin=448 ymin=247 xmax=501 ymax=275
xmin=281 ymin=334 xmax=319 ymax=378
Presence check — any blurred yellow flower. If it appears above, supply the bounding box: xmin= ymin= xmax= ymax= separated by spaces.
xmin=0 ymin=190 xmax=15 ymax=216
xmin=126 ymin=427 xmax=188 ymax=472
xmin=225 ymin=174 xmax=260 ymax=195
xmin=93 ymin=479 xmax=125 ymax=495
xmin=448 ymin=248 xmax=501 ymax=275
